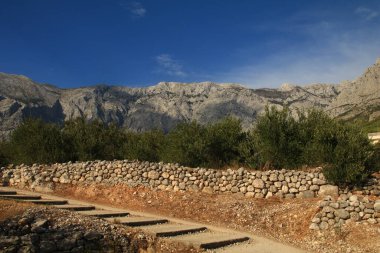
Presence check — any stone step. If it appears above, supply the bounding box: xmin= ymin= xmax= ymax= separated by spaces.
xmin=23 ymin=199 xmax=68 ymax=205
xmin=54 ymin=204 xmax=96 ymax=211
xmin=174 ymin=231 xmax=250 ymax=250
xmin=140 ymin=223 xmax=207 ymax=237
xmin=0 ymin=190 xmax=17 ymax=195
xmin=0 ymin=194 xmax=41 ymax=200
xmin=105 ymin=216 xmax=168 ymax=226
xmin=76 ymin=210 xmax=130 ymax=218
xmin=214 ymin=242 xmax=256 ymax=253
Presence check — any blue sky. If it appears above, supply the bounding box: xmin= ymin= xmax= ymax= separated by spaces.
xmin=0 ymin=0 xmax=380 ymax=88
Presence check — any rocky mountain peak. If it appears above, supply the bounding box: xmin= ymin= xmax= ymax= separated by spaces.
xmin=0 ymin=58 xmax=379 ymax=137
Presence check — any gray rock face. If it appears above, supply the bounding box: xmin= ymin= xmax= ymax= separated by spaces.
xmin=1 ymin=59 xmax=380 ymax=137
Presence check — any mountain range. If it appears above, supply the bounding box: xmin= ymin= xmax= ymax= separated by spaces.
xmin=1 ymin=58 xmax=380 ymax=138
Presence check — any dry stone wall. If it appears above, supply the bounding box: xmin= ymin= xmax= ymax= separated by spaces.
xmin=310 ymin=195 xmax=380 ymax=229
xmin=1 ymin=160 xmax=380 ymax=229
xmin=1 ymin=160 xmax=380 ymax=198
xmin=2 ymin=160 xmax=333 ymax=199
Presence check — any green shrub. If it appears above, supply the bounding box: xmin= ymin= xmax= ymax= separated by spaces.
xmin=0 ymin=141 xmax=9 ymax=167
xmin=237 ymin=130 xmax=257 ymax=168
xmin=253 ymin=106 xmax=303 ymax=169
xmin=161 ymin=121 xmax=207 ymax=167
xmin=62 ymin=118 xmax=126 ymax=161
xmin=322 ymin=123 xmax=376 ymax=187
xmin=8 ymin=118 xmax=71 ymax=164
xmin=123 ymin=130 xmax=165 ymax=162
xmin=204 ymin=117 xmax=245 ymax=168
xmin=298 ymin=109 xmax=338 ymax=166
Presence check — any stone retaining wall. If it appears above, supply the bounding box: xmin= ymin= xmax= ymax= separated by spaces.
xmin=1 ymin=160 xmax=380 ymax=229
xmin=1 ymin=160 xmax=379 ymax=199
xmin=310 ymin=195 xmax=380 ymax=229
xmin=1 ymin=160 xmax=334 ymax=199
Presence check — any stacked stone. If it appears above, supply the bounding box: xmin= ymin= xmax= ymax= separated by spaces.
xmin=338 ymin=178 xmax=380 ymax=196
xmin=1 ymin=160 xmax=379 ymax=200
xmin=310 ymin=195 xmax=380 ymax=230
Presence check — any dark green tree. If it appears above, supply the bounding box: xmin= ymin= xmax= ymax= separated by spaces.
xmin=253 ymin=106 xmax=303 ymax=169
xmin=123 ymin=129 xmax=165 ymax=162
xmin=62 ymin=118 xmax=125 ymax=161
xmin=8 ymin=118 xmax=71 ymax=164
xmin=322 ymin=123 xmax=376 ymax=187
xmin=0 ymin=141 xmax=9 ymax=166
xmin=204 ymin=117 xmax=245 ymax=168
xmin=162 ymin=121 xmax=207 ymax=167
xmin=237 ymin=130 xmax=257 ymax=168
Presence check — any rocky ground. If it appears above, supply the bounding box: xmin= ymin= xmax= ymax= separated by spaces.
xmin=53 ymin=184 xmax=380 ymax=253
xmin=0 ymin=199 xmax=200 ymax=253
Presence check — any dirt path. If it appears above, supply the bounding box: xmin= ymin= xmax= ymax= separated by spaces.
xmin=1 ymin=186 xmax=308 ymax=253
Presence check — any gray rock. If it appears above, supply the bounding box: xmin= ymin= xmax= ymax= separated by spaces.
xmin=309 ymin=223 xmax=320 ymax=230
xmin=334 ymin=209 xmax=350 ymax=220
xmin=230 ymin=186 xmax=239 ymax=193
xmin=147 ymin=171 xmax=159 ymax=180
xmin=178 ymin=182 xmax=186 ymax=190
xmin=299 ymin=190 xmax=315 ymax=198
xmin=319 ymin=221 xmax=329 ymax=230
xmin=374 ymin=202 xmax=380 ymax=212
xmin=312 ymin=178 xmax=326 ymax=185
xmin=31 ymin=219 xmax=48 ymax=233
xmin=202 ymin=187 xmax=213 ymax=194
xmin=252 ymin=179 xmax=264 ymax=189
xmin=84 ymin=231 xmax=103 ymax=241
xmin=318 ymin=185 xmax=338 ymax=197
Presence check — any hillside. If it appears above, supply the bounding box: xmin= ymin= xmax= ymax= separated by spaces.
xmin=1 ymin=59 xmax=379 ymax=137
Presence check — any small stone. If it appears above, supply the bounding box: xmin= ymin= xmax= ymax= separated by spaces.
xmin=31 ymin=219 xmax=48 ymax=233
xmin=231 ymin=186 xmax=239 ymax=193
xmin=349 ymin=195 xmax=358 ymax=202
xmin=299 ymin=190 xmax=315 ymax=199
xmin=178 ymin=182 xmax=186 ymax=190
xmin=312 ymin=178 xmax=326 ymax=185
xmin=84 ymin=231 xmax=103 ymax=241
xmin=147 ymin=171 xmax=159 ymax=180
xmin=319 ymin=221 xmax=329 ymax=230
xmin=161 ymin=172 xmax=170 ymax=179
xmin=329 ymin=202 xmax=340 ymax=209
xmin=202 ymin=187 xmax=213 ymax=194
xmin=309 ymin=223 xmax=320 ymax=230
xmin=252 ymin=179 xmax=264 ymax=189
xmin=334 ymin=209 xmax=350 ymax=220
xmin=310 ymin=185 xmax=319 ymax=191
xmin=318 ymin=185 xmax=339 ymax=197
xmin=364 ymin=208 xmax=375 ymax=214
xmin=374 ymin=202 xmax=380 ymax=212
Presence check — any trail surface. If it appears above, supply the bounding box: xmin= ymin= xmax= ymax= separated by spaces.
xmin=0 ymin=186 xmax=308 ymax=253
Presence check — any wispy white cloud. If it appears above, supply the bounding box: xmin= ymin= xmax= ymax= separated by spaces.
xmin=355 ymin=7 xmax=379 ymax=21
xmin=155 ymin=54 xmax=187 ymax=77
xmin=214 ymin=15 xmax=380 ymax=88
xmin=120 ymin=1 xmax=146 ymax=18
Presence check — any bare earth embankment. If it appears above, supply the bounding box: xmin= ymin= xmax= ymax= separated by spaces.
xmin=52 ymin=184 xmax=380 ymax=253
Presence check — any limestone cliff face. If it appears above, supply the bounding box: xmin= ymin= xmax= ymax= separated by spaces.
xmin=327 ymin=59 xmax=380 ymax=120
xmin=0 ymin=59 xmax=379 ymax=137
